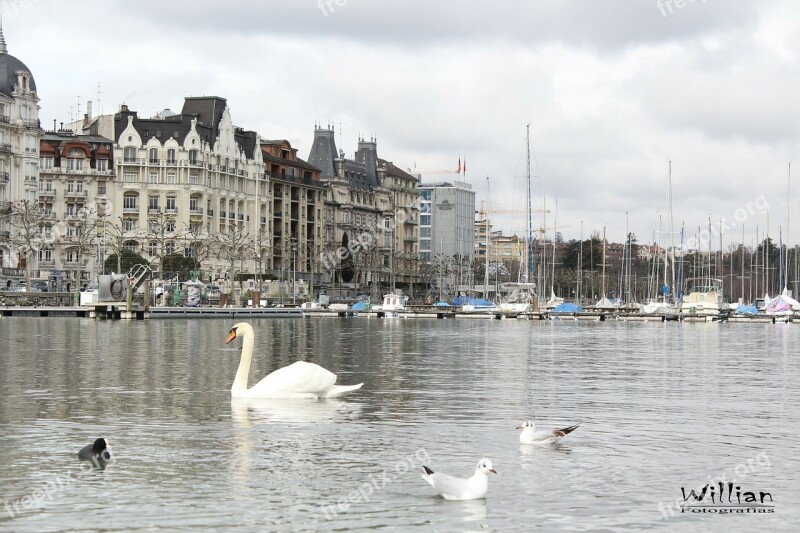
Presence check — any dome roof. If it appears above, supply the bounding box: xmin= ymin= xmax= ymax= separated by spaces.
xmin=0 ymin=52 xmax=36 ymax=96
xmin=0 ymin=27 xmax=36 ymax=97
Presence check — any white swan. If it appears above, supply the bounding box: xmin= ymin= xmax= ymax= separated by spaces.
xmin=225 ymin=322 xmax=363 ymax=399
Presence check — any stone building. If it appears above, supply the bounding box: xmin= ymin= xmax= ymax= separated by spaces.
xmin=0 ymin=27 xmax=41 ymax=276
xmin=308 ymin=126 xmax=419 ymax=296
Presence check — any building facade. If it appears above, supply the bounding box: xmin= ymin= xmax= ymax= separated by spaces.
xmin=86 ymin=97 xmax=268 ymax=283
xmin=418 ymin=180 xmax=475 ymax=296
xmin=260 ymin=139 xmax=325 ymax=291
xmin=0 ymin=28 xmax=41 ymax=277
xmin=308 ymin=127 xmax=420 ymax=296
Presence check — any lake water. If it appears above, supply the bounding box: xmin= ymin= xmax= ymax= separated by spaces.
xmin=0 ymin=317 xmax=798 ymax=532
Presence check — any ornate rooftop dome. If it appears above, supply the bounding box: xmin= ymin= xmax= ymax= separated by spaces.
xmin=0 ymin=26 xmax=36 ymax=97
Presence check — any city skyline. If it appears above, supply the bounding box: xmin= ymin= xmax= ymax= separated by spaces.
xmin=5 ymin=0 xmax=799 ymax=248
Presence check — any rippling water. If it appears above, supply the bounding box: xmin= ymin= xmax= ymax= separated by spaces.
xmin=0 ymin=317 xmax=798 ymax=531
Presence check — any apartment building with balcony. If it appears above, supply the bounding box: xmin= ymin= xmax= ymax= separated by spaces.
xmin=0 ymin=28 xmax=42 ymax=277
xmin=308 ymin=127 xmax=401 ymax=295
xmin=35 ymin=130 xmax=114 ymax=287
xmin=260 ymin=139 xmax=324 ymax=288
xmin=84 ymin=97 xmax=267 ymax=281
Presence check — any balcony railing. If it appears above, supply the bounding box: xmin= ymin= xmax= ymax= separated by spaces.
xmin=228 ymin=213 xmax=235 ymax=219
xmin=0 ymin=143 xmax=12 ymax=153
xmin=148 ymin=207 xmax=160 ymax=214
xmin=165 ymin=208 xmax=177 ymax=214
xmin=188 ymin=160 xmax=204 ymax=167
xmin=123 ymin=158 xmax=145 ymax=164
xmin=166 ymin=160 xmax=177 ymax=166
xmin=207 ymin=209 xmax=214 ymax=216
xmin=123 ymin=206 xmax=139 ymax=213
xmin=189 ymin=208 xmax=203 ymax=215
xmin=38 ymin=188 xmax=56 ymax=196
xmin=220 ymin=211 xmax=227 ymax=218
xmin=0 ymin=172 xmax=9 ymax=182
xmin=0 ymin=115 xmax=8 ymax=124
xmin=63 ymin=190 xmax=88 ymax=197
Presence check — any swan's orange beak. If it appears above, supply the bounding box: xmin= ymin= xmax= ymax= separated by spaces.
xmin=226 ymin=329 xmax=237 ymax=344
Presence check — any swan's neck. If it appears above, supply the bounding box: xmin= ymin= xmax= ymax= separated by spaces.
xmin=233 ymin=329 xmax=255 ymax=394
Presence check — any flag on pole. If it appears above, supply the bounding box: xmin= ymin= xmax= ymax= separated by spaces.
xmin=457 ymin=156 xmax=461 ymax=174
xmin=463 ymin=157 xmax=467 ymax=175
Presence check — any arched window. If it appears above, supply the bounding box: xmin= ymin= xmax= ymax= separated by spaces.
xmin=149 ymin=148 xmax=158 ymax=164
xmin=123 ymin=240 xmax=138 ymax=253
xmin=167 ymin=148 xmax=176 ymax=163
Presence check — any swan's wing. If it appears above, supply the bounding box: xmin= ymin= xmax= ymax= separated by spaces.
xmin=250 ymin=361 xmax=337 ymax=395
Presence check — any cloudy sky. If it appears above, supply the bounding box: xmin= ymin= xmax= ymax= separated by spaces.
xmin=6 ymin=0 xmax=799 ymax=248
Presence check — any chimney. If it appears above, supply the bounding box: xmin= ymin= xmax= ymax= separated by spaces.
xmin=86 ymin=101 xmax=93 ymax=120
xmin=120 ymin=104 xmax=128 ymax=112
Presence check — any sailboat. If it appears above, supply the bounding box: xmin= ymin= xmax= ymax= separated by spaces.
xmin=640 ymin=162 xmax=680 ymax=317
xmin=499 ymin=125 xmax=538 ymax=313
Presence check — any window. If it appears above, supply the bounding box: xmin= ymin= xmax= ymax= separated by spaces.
xmin=66 ymin=180 xmax=75 ymax=192
xmin=124 ymin=172 xmax=137 ymax=183
xmin=38 ymin=249 xmax=52 ymax=262
xmin=421 ymin=190 xmax=431 ymax=201
xmin=148 ymin=242 xmax=157 ymax=256
xmin=166 ymin=242 xmax=175 ymax=255
xmin=189 ymin=221 xmax=201 ymax=233
xmin=342 ymin=212 xmax=350 ymax=223
xmin=124 ymin=147 xmax=136 ymax=162
xmin=123 ymin=240 xmax=138 ymax=253
xmin=97 ymin=182 xmax=106 ymax=195
xmin=166 ymin=196 xmax=176 ymax=212
xmin=167 ymin=149 xmax=176 ymax=163
xmin=149 ymin=173 xmax=158 ymax=184
xmin=189 ymin=197 xmax=199 ymax=211
xmin=189 ymin=174 xmax=198 ymax=185
xmin=66 ymin=249 xmax=79 ymax=263
xmin=148 ymin=195 xmax=159 ymax=212
xmin=96 ymin=159 xmax=107 ymax=172
xmin=420 ymin=227 xmax=431 ymax=238
xmin=66 ymin=158 xmax=74 ymax=171
xmin=149 ymin=148 xmax=158 ymax=164
xmin=123 ymin=219 xmax=136 ymax=232
xmin=166 ymin=220 xmax=176 ymax=233
xmin=184 ymin=246 xmax=194 ymax=258
xmin=189 ymin=149 xmax=198 ymax=165
xmin=166 ymin=173 xmax=176 ymax=184
xmin=123 ymin=194 xmax=138 ymax=210
xmin=421 ymin=214 xmax=431 ymax=226
xmin=41 ymin=157 xmax=53 ymax=170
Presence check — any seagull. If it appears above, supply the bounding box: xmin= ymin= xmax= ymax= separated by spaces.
xmin=421 ymin=458 xmax=496 ymax=500
xmin=517 ymin=420 xmax=580 ymax=444
xmin=78 ymin=438 xmax=112 ymax=466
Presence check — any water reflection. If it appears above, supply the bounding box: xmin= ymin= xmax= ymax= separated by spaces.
xmin=229 ymin=398 xmax=363 ymax=427
xmin=0 ymin=318 xmax=798 ymax=531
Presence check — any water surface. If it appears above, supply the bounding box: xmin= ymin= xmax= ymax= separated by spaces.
xmin=0 ymin=317 xmax=797 ymax=531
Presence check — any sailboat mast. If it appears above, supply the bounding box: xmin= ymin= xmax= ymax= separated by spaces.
xmin=601 ymin=226 xmax=607 ymax=300
xmin=786 ymin=162 xmax=791 ymax=293
xmin=485 ymin=176 xmax=490 ymax=299
xmin=526 ymin=124 xmax=534 ymax=284
xmin=668 ymin=161 xmax=675 ymax=294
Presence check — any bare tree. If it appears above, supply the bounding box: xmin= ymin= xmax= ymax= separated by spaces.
xmin=214 ymin=222 xmax=253 ymax=295
xmin=145 ymin=211 xmax=178 ymax=278
xmin=102 ymin=216 xmax=147 ymax=274
xmin=63 ymin=202 xmax=104 ymax=291
xmin=5 ymin=199 xmax=52 ymax=289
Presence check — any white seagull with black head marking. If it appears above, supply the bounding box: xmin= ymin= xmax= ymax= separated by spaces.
xmin=421 ymin=458 xmax=496 ymax=500
xmin=517 ymin=420 xmax=580 ymax=445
